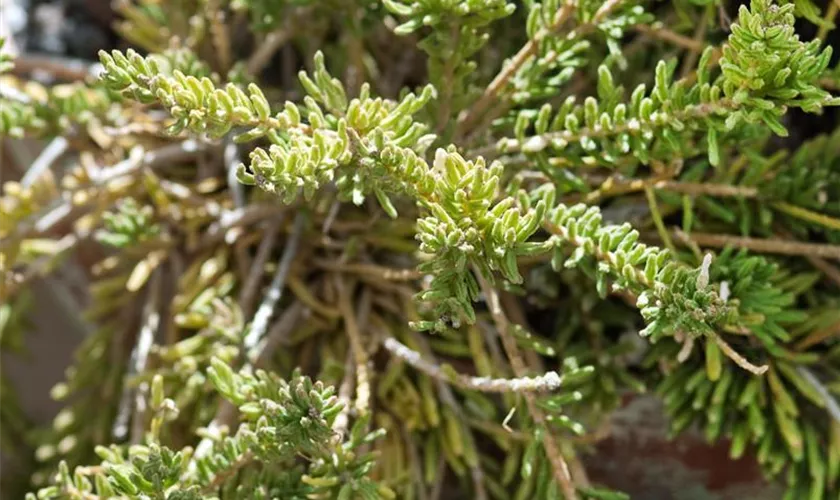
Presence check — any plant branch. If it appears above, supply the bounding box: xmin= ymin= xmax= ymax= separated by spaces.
xmin=709 ymin=332 xmax=768 ymax=375
xmin=634 ymin=23 xmax=704 ymax=52
xmin=674 ymin=229 xmax=840 ymax=261
xmin=246 ymin=28 xmax=292 ymax=77
xmin=243 ymin=211 xmax=307 ymax=360
xmin=456 ymin=2 xmax=575 ymax=137
xmin=475 ymin=272 xmax=578 ymax=500
xmin=382 ymin=337 xmax=564 ymax=393
xmin=335 ymin=277 xmax=372 ymax=416
xmin=238 ymin=215 xmax=285 ymax=316
xmin=498 ymin=98 xmax=737 ymax=155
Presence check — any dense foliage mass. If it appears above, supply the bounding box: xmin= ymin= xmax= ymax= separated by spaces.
xmin=1 ymin=0 xmax=840 ymax=498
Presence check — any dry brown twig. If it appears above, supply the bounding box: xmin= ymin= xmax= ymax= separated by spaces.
xmin=475 ymin=272 xmax=579 ymax=500
xmin=335 ymin=277 xmax=372 ymax=416
xmin=674 ymin=229 xmax=840 ymax=261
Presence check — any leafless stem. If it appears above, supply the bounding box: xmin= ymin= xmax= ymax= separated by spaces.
xmin=200 ymin=451 xmax=254 ymax=495
xmin=238 ymin=215 xmax=285 ymax=316
xmin=224 ymin=138 xmax=244 ymax=208
xmin=335 ymin=278 xmax=372 ymax=416
xmin=709 ymin=333 xmax=768 ymax=375
xmin=207 ymin=0 xmax=233 ymax=73
xmin=113 ymin=270 xmax=162 ymax=442
xmin=499 ymin=99 xmax=736 ymax=155
xmin=681 ymin=14 xmax=708 ymax=78
xmin=193 ymin=210 xmax=306 ymax=467
xmin=242 ymin=212 xmax=307 ymax=358
xmin=456 ymin=3 xmax=575 ymax=137
xmin=383 ymin=337 xmax=564 ymax=393
xmin=254 ymin=301 xmax=306 ymax=367
xmin=10 ymin=52 xmax=100 ymax=81
xmin=674 ymin=229 xmax=840 ymax=261
xmin=332 ymin=349 xmax=356 ymax=436
xmin=435 ymin=24 xmax=460 ymax=133
xmin=21 ymin=136 xmax=68 ymax=188
xmin=634 ymin=23 xmax=704 ymax=52
xmin=246 ymin=28 xmax=292 ymax=76
xmin=37 ymin=274 xmax=92 ymax=338
xmin=197 ymin=205 xmax=283 ymax=249
xmin=314 ymin=260 xmax=422 ymax=281
xmin=804 ymin=254 xmax=840 ymax=288
xmin=475 ymin=272 xmax=578 ymax=500
xmin=408 ymin=331 xmax=488 ymax=500
xmin=4 ymin=140 xmax=210 ymax=249
xmin=796 ymin=320 xmax=840 ymax=351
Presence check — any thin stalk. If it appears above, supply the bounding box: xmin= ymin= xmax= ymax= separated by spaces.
xmin=246 ymin=28 xmax=292 ymax=76
xmin=674 ymin=230 xmax=840 ymax=261
xmin=456 ymin=2 xmax=576 ymax=137
xmin=796 ymin=366 xmax=840 ymax=422
xmin=206 ymin=0 xmax=233 ymax=72
xmin=112 ymin=270 xmax=162 ymax=441
xmin=409 ymin=331 xmax=488 ymax=500
xmin=382 ymin=337 xmax=564 ymax=393
xmin=243 ymin=211 xmax=307 ymax=358
xmin=817 ymin=0 xmax=839 ymax=41
xmin=645 ymin=186 xmax=677 ymax=255
xmin=709 ymin=332 xmax=768 ymax=375
xmin=332 ymin=350 xmax=355 ymax=435
xmin=796 ymin=320 xmax=840 ymax=351
xmin=436 ymin=24 xmax=461 ymax=135
xmin=499 ymin=99 xmax=737 ymax=155
xmin=475 ymin=272 xmax=578 ymax=500
xmin=634 ymin=23 xmax=704 ymax=52
xmin=238 ymin=215 xmax=285 ymax=316
xmin=21 ymin=137 xmax=68 ymax=188
xmin=191 ymin=215 xmax=307 ymax=470
xmin=254 ymin=301 xmax=305 ymax=367
xmin=335 ymin=278 xmax=372 ymax=416
xmin=314 ymin=260 xmax=422 ymax=281
xmin=200 ymin=451 xmax=255 ymax=494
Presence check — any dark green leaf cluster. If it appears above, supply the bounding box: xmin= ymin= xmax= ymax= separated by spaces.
xmin=647 ymin=249 xmax=837 ymax=499
xmin=765 ymin=131 xmax=840 ymax=211
xmin=755 ymin=129 xmax=840 ymax=237
xmin=205 ymin=359 xmax=394 ymax=499
xmin=208 ymin=359 xmax=342 ymax=458
xmin=96 ymin=199 xmax=162 ymax=248
xmin=514 ymin=0 xmax=652 ymax=102
xmin=709 ymin=248 xmax=808 ymax=352
xmin=656 ymin=357 xmax=837 ymax=500
xmin=504 ymin=0 xmax=838 ymax=171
